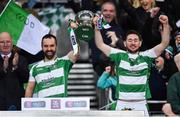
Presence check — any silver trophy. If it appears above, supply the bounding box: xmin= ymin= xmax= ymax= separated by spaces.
xmin=74 ymin=10 xmax=94 ymax=42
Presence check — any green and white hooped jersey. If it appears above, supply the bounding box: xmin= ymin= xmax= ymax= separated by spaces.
xmin=29 ymin=56 xmax=73 ymax=98
xmin=109 ymin=48 xmax=157 ymax=100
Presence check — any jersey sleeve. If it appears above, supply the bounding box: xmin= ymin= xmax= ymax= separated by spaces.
xmin=28 ymin=64 xmax=36 ymax=82
xmin=109 ymin=47 xmax=126 ymax=62
xmin=140 ymin=48 xmax=157 ymax=58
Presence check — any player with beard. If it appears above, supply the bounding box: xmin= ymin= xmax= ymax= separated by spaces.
xmin=93 ymin=15 xmax=170 ymax=116
xmin=25 ymin=34 xmax=79 ymax=98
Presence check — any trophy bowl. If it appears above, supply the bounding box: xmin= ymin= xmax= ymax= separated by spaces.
xmin=75 ymin=10 xmax=94 ymax=42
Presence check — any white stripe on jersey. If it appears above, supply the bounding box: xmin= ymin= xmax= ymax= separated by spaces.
xmin=119 ymin=75 xmax=147 ymax=85
xmin=119 ymin=92 xmax=146 ymax=100
xmin=38 ymin=84 xmax=65 ymax=97
xmin=35 ymin=68 xmax=64 ymax=83
xmin=119 ymin=60 xmax=148 ymax=71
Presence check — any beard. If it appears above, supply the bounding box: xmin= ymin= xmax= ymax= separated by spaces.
xmin=126 ymin=48 xmax=140 ymax=54
xmin=44 ymin=50 xmax=56 ymax=60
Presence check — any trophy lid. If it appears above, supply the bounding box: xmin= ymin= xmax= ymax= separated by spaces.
xmin=75 ymin=10 xmax=94 ymax=22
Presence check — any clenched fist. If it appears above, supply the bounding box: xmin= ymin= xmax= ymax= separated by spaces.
xmin=159 ymin=15 xmax=168 ymax=25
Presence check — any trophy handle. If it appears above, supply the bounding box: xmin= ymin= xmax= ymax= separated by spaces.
xmin=68 ymin=27 xmax=79 ymax=55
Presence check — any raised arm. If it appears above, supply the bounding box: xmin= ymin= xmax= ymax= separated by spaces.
xmin=68 ymin=51 xmax=79 ymax=63
xmin=94 ymin=29 xmax=112 ymax=56
xmin=68 ymin=21 xmax=80 ymax=63
xmin=93 ymin=17 xmax=112 ymax=56
xmin=97 ymin=66 xmax=117 ymax=89
xmin=153 ymin=15 xmax=170 ymax=57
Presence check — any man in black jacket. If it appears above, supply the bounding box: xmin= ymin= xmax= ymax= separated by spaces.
xmin=89 ymin=1 xmax=125 ymax=76
xmin=0 ymin=32 xmax=29 ymax=110
xmin=162 ymin=72 xmax=180 ymax=116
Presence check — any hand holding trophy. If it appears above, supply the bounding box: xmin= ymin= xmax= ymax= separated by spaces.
xmin=68 ymin=10 xmax=95 ymax=55
xmin=69 ymin=10 xmax=111 ymax=42
xmin=68 ymin=10 xmax=111 ymax=54
xmin=69 ymin=10 xmax=94 ymax=42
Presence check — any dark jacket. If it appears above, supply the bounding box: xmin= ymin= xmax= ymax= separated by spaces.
xmin=118 ymin=0 xmax=165 ymax=50
xmin=0 ymin=51 xmax=29 ymax=110
xmin=166 ymin=0 xmax=180 ymax=25
xmin=149 ymin=66 xmax=167 ymax=100
xmin=167 ymin=72 xmax=180 ymax=114
xmin=89 ymin=21 xmax=125 ymax=76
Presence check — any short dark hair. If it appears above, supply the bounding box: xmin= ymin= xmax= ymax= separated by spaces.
xmin=101 ymin=1 xmax=116 ymax=10
xmin=41 ymin=34 xmax=57 ymax=46
xmin=125 ymin=30 xmax=142 ymax=41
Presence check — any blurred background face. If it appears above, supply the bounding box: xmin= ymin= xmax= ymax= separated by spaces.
xmin=42 ymin=37 xmax=57 ymax=60
xmin=0 ymin=32 xmax=13 ymax=55
xmin=165 ymin=52 xmax=172 ymax=60
xmin=124 ymin=34 xmax=142 ymax=53
xmin=139 ymin=0 xmax=153 ymax=11
xmin=155 ymin=56 xmax=164 ymax=70
xmin=101 ymin=3 xmax=116 ymax=23
xmin=175 ymin=35 xmax=180 ymax=47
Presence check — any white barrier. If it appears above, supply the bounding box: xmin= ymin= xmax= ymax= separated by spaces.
xmin=0 ymin=110 xmax=144 ymax=117
xmin=0 ymin=98 xmax=144 ymax=117
xmin=21 ymin=97 xmax=90 ymax=110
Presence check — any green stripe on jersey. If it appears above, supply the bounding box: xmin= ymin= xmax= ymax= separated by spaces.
xmin=119 ymin=84 xmax=145 ymax=92
xmin=38 ymin=76 xmax=64 ymax=90
xmin=47 ymin=93 xmax=67 ymax=98
xmin=30 ymin=57 xmax=73 ymax=97
xmin=109 ymin=50 xmax=155 ymax=99
xmin=117 ymin=67 xmax=149 ymax=76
